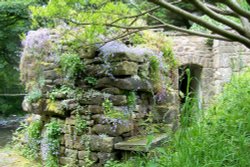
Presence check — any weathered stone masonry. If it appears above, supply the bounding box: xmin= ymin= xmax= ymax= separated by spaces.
xmin=171 ymin=33 xmax=250 ymax=108
xmin=20 ymin=29 xmax=179 ymax=166
xmin=19 ymin=29 xmax=250 ymax=166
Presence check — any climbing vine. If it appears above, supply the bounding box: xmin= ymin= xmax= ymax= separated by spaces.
xmin=44 ymin=119 xmax=62 ymax=167
xmin=22 ymin=120 xmax=42 ymax=159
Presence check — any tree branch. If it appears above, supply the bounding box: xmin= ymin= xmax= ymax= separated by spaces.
xmin=148 ymin=0 xmax=250 ymax=48
xmin=221 ymin=0 xmax=250 ymax=21
xmin=148 ymin=14 xmax=230 ymax=41
xmin=247 ymin=0 xmax=250 ymax=6
xmin=205 ymin=3 xmax=239 ymax=17
xmin=191 ymin=0 xmax=248 ymax=37
xmin=110 ymin=6 xmax=160 ymax=25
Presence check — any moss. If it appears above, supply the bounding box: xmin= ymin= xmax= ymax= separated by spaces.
xmin=39 ymin=61 xmax=53 ymax=66
xmin=46 ymin=100 xmax=64 ymax=115
xmin=54 ymin=67 xmax=62 ymax=75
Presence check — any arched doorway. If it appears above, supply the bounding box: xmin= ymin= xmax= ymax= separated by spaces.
xmin=179 ymin=64 xmax=202 ymax=109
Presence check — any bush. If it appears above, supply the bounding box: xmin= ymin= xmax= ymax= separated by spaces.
xmin=60 ymin=53 xmax=84 ymax=79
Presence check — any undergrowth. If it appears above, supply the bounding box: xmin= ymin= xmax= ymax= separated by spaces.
xmin=44 ymin=119 xmax=62 ymax=167
xmin=106 ymin=69 xmax=250 ymax=167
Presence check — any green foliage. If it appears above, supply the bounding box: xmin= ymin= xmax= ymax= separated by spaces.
xmin=131 ymin=33 xmax=146 ymax=45
xmin=0 ymin=0 xmax=48 ymax=116
xmin=0 ymin=0 xmax=31 ymax=65
xmin=26 ymin=87 xmax=42 ymax=103
xmin=0 ymin=57 xmax=24 ymax=116
xmin=239 ymin=0 xmax=250 ymax=10
xmin=49 ymin=85 xmax=73 ymax=101
xmin=149 ymin=56 xmax=160 ymax=82
xmin=162 ymin=46 xmax=178 ymax=70
xmin=180 ymin=68 xmax=200 ymax=127
xmin=134 ymin=0 xmax=195 ymax=28
xmin=30 ymin=0 xmax=137 ymax=43
xmin=44 ymin=119 xmax=62 ymax=167
xmin=206 ymin=38 xmax=214 ymax=47
xmin=102 ymin=99 xmax=128 ymax=120
xmin=80 ymin=135 xmax=94 ymax=167
xmin=102 ymin=99 xmax=113 ymax=115
xmin=84 ymin=77 xmax=97 ymax=86
xmin=127 ymin=91 xmax=137 ymax=107
xmin=60 ymin=52 xmax=84 ymax=79
xmin=149 ymin=56 xmax=163 ymax=92
xmin=110 ymin=69 xmax=250 ymax=167
xmin=75 ymin=111 xmax=87 ymax=135
xmin=22 ymin=120 xmax=42 ymax=159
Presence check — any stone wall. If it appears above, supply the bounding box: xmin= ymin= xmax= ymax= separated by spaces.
xmin=170 ymin=32 xmax=250 ymax=108
xmin=20 ymin=29 xmax=179 ymax=166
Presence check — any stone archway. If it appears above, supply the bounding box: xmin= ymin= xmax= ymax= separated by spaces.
xmin=179 ymin=64 xmax=203 ymax=109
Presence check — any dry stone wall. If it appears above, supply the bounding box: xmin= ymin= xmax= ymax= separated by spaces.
xmin=20 ymin=28 xmax=179 ymax=166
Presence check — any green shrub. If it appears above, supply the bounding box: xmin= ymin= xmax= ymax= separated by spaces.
xmin=49 ymin=85 xmax=73 ymax=101
xmin=60 ymin=53 xmax=84 ymax=79
xmin=84 ymin=77 xmax=97 ymax=86
xmin=22 ymin=120 xmax=42 ymax=159
xmin=75 ymin=111 xmax=87 ymax=135
xmin=102 ymin=99 xmax=128 ymax=120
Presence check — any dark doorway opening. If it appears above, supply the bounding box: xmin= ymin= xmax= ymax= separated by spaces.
xmin=179 ymin=64 xmax=202 ymax=109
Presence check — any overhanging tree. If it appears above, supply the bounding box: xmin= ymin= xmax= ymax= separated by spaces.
xmin=30 ymin=0 xmax=250 ymax=48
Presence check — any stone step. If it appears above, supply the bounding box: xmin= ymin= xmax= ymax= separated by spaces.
xmin=114 ymin=133 xmax=169 ymax=152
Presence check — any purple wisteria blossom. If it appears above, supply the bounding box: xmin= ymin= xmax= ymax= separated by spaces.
xmin=22 ymin=28 xmax=52 ymax=56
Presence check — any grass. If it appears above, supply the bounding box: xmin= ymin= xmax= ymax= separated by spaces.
xmin=0 ymin=146 xmax=42 ymax=167
xmin=106 ymin=69 xmax=250 ymax=167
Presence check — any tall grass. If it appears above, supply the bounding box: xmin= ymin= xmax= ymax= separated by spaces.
xmin=107 ymin=69 xmax=250 ymax=167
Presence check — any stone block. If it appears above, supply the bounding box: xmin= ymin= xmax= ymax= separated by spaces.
xmin=65 ymin=148 xmax=78 ymax=159
xmin=97 ymin=152 xmax=116 ymax=165
xmin=156 ymin=106 xmax=179 ymax=124
xmin=45 ymin=100 xmax=65 ymax=116
xmin=96 ymin=77 xmax=152 ymax=91
xmin=60 ymin=134 xmax=65 ymax=145
xmin=92 ymin=122 xmax=134 ymax=136
xmin=110 ymin=52 xmax=145 ymax=63
xmin=62 ymin=99 xmax=78 ymax=111
xmin=64 ymin=134 xmax=74 ymax=149
xmin=88 ymin=105 xmax=103 ymax=114
xmin=65 ymin=118 xmax=76 ymax=125
xmin=85 ymin=64 xmax=106 ymax=77
xmin=43 ymin=69 xmax=59 ymax=80
xmin=101 ymin=87 xmax=123 ymax=95
xmin=109 ymin=95 xmax=127 ymax=106
xmin=78 ymin=151 xmax=98 ymax=162
xmin=112 ymin=61 xmax=138 ymax=76
xmin=115 ymin=134 xmax=169 ymax=152
xmin=63 ymin=125 xmax=74 ymax=134
xmin=59 ymin=157 xmax=77 ymax=166
xmin=89 ymin=135 xmax=114 ymax=152
xmin=73 ymin=135 xmax=85 ymax=150
xmin=80 ymin=94 xmax=105 ymax=105
xmin=60 ymin=146 xmax=65 ymax=156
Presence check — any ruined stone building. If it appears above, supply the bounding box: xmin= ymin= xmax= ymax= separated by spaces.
xmin=172 ymin=33 xmax=250 ymax=109
xmin=19 ymin=28 xmax=250 ymax=166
